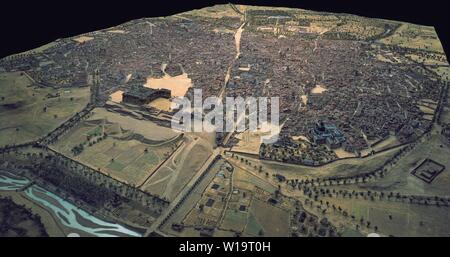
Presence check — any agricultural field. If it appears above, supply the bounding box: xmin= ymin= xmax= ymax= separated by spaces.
xmin=0 ymin=72 xmax=89 ymax=147
xmin=220 ymin=209 xmax=248 ymax=232
xmin=319 ymin=195 xmax=450 ymax=237
xmin=231 ymin=162 xmax=277 ymax=194
xmin=323 ymin=16 xmax=394 ymax=41
xmin=221 ymin=142 xmax=450 ymax=237
xmin=51 ymin=109 xmax=183 ymax=186
xmin=353 ymin=130 xmax=450 ymax=197
xmin=183 ymin=162 xmax=231 ymax=229
xmin=284 ymin=127 xmax=450 ymax=237
xmin=379 ymin=23 xmax=445 ymax=53
xmin=141 ymin=133 xmax=214 ymax=201
xmin=172 ymin=157 xmax=293 ymax=237
xmin=431 ymin=66 xmax=450 ymax=82
xmin=370 ymin=136 xmax=401 ymax=152
xmin=247 ymin=198 xmax=290 ymax=237
xmin=244 ymin=4 xmax=396 ymax=41
xmin=159 ymin=158 xmax=230 ymax=237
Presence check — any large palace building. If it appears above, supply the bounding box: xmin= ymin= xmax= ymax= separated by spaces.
xmin=123 ymin=85 xmax=171 ymax=105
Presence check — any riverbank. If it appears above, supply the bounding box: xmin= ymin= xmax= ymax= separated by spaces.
xmin=0 ymin=171 xmax=143 ymax=237
xmin=0 ymin=191 xmax=68 ymax=236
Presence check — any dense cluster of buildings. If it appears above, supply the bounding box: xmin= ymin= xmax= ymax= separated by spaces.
xmin=227 ymin=22 xmax=443 ymax=156
xmin=0 ymin=16 xmax=239 ymax=102
xmin=0 ymin=8 xmax=445 ymax=164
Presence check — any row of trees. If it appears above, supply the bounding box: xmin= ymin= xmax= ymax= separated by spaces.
xmin=0 ymin=196 xmax=49 ymax=237
xmin=1 ymin=147 xmax=170 ymax=216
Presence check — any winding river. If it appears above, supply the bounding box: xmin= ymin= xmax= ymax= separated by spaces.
xmin=0 ymin=171 xmax=142 ymax=237
xmin=0 ymin=173 xmax=30 ymax=190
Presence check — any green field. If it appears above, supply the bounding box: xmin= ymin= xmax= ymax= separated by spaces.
xmin=52 ymin=118 xmax=180 ymax=186
xmin=356 ymin=131 xmax=450 ymax=197
xmin=142 ymin=135 xmax=214 ymax=201
xmin=379 ymin=23 xmax=445 ymax=53
xmin=244 ymin=212 xmax=264 ymax=236
xmin=249 ymin=198 xmax=290 ymax=237
xmin=306 ymin=127 xmax=450 ymax=236
xmin=220 ymin=209 xmax=247 ymax=232
xmin=322 ymin=196 xmax=450 ymax=236
xmin=0 ymin=72 xmax=89 ymax=147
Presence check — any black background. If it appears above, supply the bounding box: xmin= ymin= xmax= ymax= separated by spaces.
xmin=2 ymin=236 xmax=448 ymax=256
xmin=0 ymin=0 xmax=449 ymax=58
